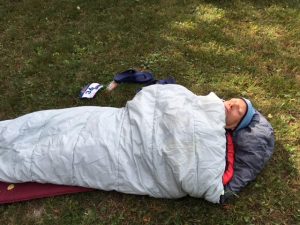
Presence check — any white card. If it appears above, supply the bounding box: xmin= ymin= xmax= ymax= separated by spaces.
xmin=80 ymin=83 xmax=103 ymax=98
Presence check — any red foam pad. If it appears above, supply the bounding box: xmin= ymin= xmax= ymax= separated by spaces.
xmin=0 ymin=182 xmax=93 ymax=204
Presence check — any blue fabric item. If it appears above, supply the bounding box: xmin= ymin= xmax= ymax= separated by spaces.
xmin=235 ymin=98 xmax=256 ymax=131
xmin=156 ymin=77 xmax=176 ymax=84
xmin=145 ymin=77 xmax=176 ymax=86
xmin=114 ymin=69 xmax=154 ymax=84
xmin=220 ymin=111 xmax=275 ymax=204
xmin=136 ymin=77 xmax=176 ymax=93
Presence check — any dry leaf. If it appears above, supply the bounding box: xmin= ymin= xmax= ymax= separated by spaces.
xmin=7 ymin=184 xmax=15 ymax=191
xmin=143 ymin=216 xmax=151 ymax=223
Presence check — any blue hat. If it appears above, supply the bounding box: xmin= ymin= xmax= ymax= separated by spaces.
xmin=235 ymin=98 xmax=256 ymax=132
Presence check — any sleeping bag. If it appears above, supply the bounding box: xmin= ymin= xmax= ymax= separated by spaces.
xmin=0 ymin=84 xmax=226 ymax=203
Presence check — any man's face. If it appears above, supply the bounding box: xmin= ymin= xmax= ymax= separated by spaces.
xmin=224 ymin=98 xmax=247 ymax=129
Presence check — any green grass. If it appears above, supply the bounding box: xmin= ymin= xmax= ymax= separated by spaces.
xmin=0 ymin=0 xmax=299 ymax=224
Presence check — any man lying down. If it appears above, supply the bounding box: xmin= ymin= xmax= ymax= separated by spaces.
xmin=0 ymin=84 xmax=255 ymax=204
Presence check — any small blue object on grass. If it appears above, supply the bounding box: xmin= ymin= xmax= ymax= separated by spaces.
xmin=144 ymin=77 xmax=176 ymax=86
xmin=114 ymin=69 xmax=154 ymax=84
xmin=136 ymin=76 xmax=176 ymax=93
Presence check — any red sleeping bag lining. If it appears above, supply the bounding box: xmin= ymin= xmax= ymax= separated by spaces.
xmin=223 ymin=132 xmax=235 ymax=185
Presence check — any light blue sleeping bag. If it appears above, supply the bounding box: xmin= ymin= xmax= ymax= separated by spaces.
xmin=0 ymin=84 xmax=226 ymax=203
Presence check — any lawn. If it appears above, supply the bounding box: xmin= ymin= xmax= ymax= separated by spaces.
xmin=0 ymin=0 xmax=299 ymax=224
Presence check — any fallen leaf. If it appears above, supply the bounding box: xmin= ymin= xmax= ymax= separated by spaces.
xmin=268 ymin=114 xmax=273 ymax=118
xmin=7 ymin=184 xmax=15 ymax=191
xmin=143 ymin=216 xmax=151 ymax=223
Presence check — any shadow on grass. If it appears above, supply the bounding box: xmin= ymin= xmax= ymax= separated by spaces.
xmin=1 ymin=0 xmax=299 ymax=111
xmin=152 ymin=0 xmax=299 ymax=95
